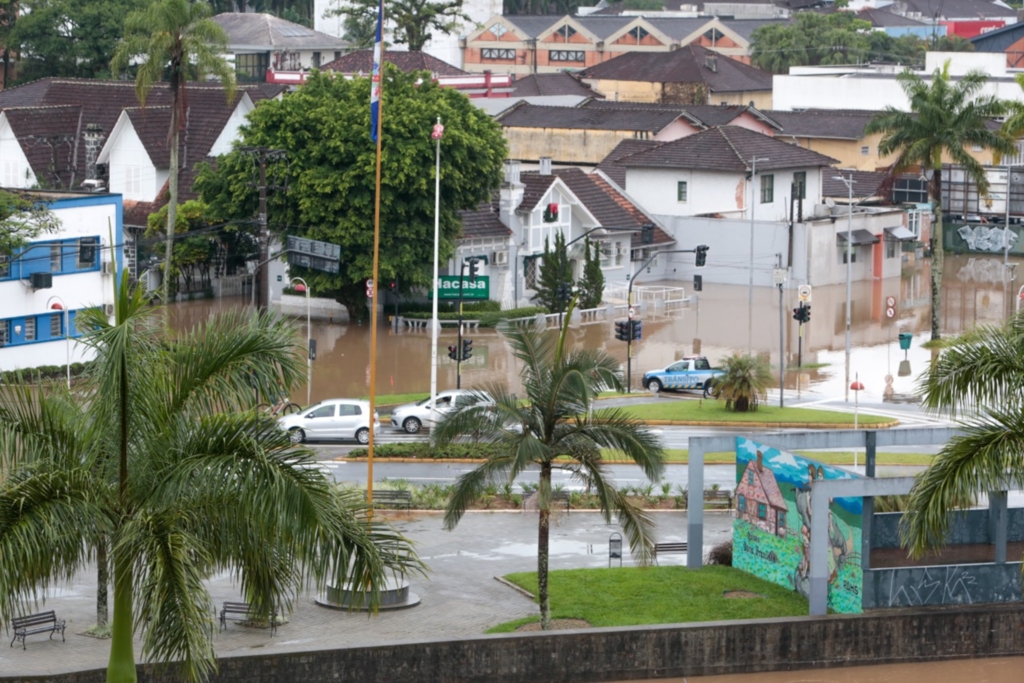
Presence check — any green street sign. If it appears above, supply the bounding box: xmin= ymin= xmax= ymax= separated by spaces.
xmin=436 ymin=275 xmax=490 ymax=300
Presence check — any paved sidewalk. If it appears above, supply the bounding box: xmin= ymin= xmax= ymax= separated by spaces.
xmin=0 ymin=511 xmax=734 ymax=678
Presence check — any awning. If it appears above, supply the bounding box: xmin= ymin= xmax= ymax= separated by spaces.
xmin=837 ymin=229 xmax=880 ymax=246
xmin=884 ymin=226 xmax=916 ymax=241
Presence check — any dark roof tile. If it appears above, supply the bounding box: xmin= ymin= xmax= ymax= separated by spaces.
xmin=579 ymin=44 xmax=772 ymax=93
xmin=458 ymin=196 xmax=511 ymax=239
xmin=509 ymin=72 xmax=600 ymax=98
xmin=497 ymin=102 xmax=683 ymax=132
xmin=212 ymin=12 xmax=347 ymax=50
xmin=595 ymin=138 xmax=659 ymax=188
xmin=767 ymin=109 xmax=879 ymax=140
xmin=320 ymin=50 xmax=467 ymax=76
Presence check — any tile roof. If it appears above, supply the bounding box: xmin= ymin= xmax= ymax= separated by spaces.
xmin=520 ymin=172 xmax=559 ymax=211
xmin=581 ymin=100 xmax=781 ymax=129
xmin=505 ymin=15 xmax=636 ymax=39
xmin=895 ymin=0 xmax=1016 ymax=19
xmin=595 ymin=138 xmax=659 ymax=188
xmin=319 ymin=50 xmax=467 ymax=76
xmin=579 ymin=44 xmax=773 ymax=93
xmin=767 ymin=109 xmax=879 ymax=140
xmin=822 ymin=170 xmax=889 ymax=199
xmin=458 ymin=196 xmax=512 ymax=239
xmin=212 ymin=13 xmax=347 ymax=50
xmin=508 ymin=72 xmax=600 ymax=98
xmin=617 ymin=125 xmax=838 ymax=171
xmin=1 ymin=105 xmax=82 ymax=189
xmin=497 ymin=102 xmax=684 ymax=132
xmin=856 ymin=7 xmax=926 ymax=26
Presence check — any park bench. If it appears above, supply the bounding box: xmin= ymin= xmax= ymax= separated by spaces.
xmin=10 ymin=610 xmax=65 ymax=650
xmin=652 ymin=542 xmax=688 ymax=565
xmin=703 ymin=489 xmax=733 ymax=509
xmin=219 ymin=601 xmax=277 ymax=636
xmin=521 ymin=489 xmax=571 ymax=513
xmin=368 ymin=489 xmax=412 ymax=510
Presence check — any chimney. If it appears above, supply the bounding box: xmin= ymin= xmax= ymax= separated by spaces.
xmin=705 ymin=54 xmax=718 ymax=73
xmin=500 ymin=160 xmax=524 ymax=230
xmin=83 ymin=123 xmax=105 ymax=181
xmin=539 ymin=156 xmax=552 ymax=175
xmin=756 ymin=451 xmax=763 ymax=472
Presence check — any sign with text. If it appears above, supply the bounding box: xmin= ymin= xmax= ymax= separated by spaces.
xmin=434 ymin=275 xmax=490 ymax=300
xmin=286 ymin=236 xmax=341 ymax=261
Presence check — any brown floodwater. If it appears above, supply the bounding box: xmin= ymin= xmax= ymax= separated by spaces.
xmin=167 ymin=254 xmax=1024 ymax=406
xmin=614 ymin=656 xmax=1024 ymax=682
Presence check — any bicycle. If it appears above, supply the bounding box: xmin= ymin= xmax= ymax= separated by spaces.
xmin=257 ymin=397 xmax=302 ymax=417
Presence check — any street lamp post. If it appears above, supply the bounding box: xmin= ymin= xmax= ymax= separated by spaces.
xmin=748 ymin=156 xmax=769 ymax=354
xmin=46 ymin=296 xmax=70 ymax=390
xmin=430 ymin=118 xmax=444 ymax=411
xmin=290 ymin=278 xmax=312 ymax=406
xmin=833 ymin=173 xmax=857 ymax=403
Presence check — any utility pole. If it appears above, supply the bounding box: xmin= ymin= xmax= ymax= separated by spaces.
xmin=239 ymin=147 xmax=287 ymax=311
xmin=777 ymin=253 xmax=784 ymax=408
xmin=748 ymin=156 xmax=769 ymax=354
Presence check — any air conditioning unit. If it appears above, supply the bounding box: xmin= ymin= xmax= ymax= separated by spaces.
xmin=103 ymin=304 xmax=115 ymax=316
xmin=30 ymin=272 xmax=53 ymax=290
xmin=101 ymin=261 xmax=115 ymax=275
xmin=492 ymin=250 xmax=509 ymax=266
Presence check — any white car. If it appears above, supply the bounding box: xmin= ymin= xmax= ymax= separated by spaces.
xmin=278 ymin=399 xmax=379 ymax=444
xmin=390 ymin=389 xmax=494 ymax=434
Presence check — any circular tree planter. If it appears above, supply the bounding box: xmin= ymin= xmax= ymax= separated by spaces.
xmin=316 ymin=576 xmax=420 ymax=612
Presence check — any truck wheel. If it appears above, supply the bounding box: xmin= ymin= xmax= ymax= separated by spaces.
xmin=648 ymin=378 xmax=663 ymax=393
xmin=703 ymin=380 xmax=714 ymax=398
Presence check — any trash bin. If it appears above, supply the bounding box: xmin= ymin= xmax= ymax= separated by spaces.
xmin=609 ymin=532 xmax=623 ymax=568
xmin=898 ymin=333 xmax=913 ymax=351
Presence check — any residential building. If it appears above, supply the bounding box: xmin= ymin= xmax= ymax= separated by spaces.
xmin=768 ymin=109 xmax=893 ymax=171
xmin=971 ymin=20 xmax=1024 ymax=68
xmin=212 ymin=12 xmax=349 ymax=82
xmin=856 ymin=7 xmax=946 ymax=38
xmin=848 ymin=0 xmax=1015 ymax=34
xmin=578 ymin=45 xmax=773 ymax=107
xmin=0 ymin=190 xmax=122 ymax=372
xmin=456 ymin=162 xmax=673 ymax=306
xmin=462 ymin=15 xmax=787 ymax=75
xmin=319 ymin=49 xmax=469 ymax=77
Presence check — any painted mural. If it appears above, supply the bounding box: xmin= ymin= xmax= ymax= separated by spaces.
xmin=733 ymin=437 xmax=864 ymax=613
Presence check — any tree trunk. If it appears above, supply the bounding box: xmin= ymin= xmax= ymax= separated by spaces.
xmin=537 ymin=463 xmax=552 ymax=630
xmin=96 ymin=536 xmax=108 ymax=627
xmin=106 ymin=542 xmax=136 ymax=683
xmin=930 ymin=170 xmax=944 ymax=341
xmin=163 ymin=92 xmax=181 ymax=311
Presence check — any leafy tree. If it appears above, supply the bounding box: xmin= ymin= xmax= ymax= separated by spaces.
xmin=713 ymin=353 xmax=772 ymax=412
xmin=865 ymin=62 xmax=1013 ymax=341
xmin=902 ymin=317 xmax=1024 ymax=557
xmin=196 ymin=67 xmax=506 ymax=320
xmin=750 ymin=13 xmax=873 ymax=74
xmin=327 ymin=0 xmax=469 ymax=52
xmin=532 ymin=232 xmax=572 ymax=314
xmin=0 ymin=280 xmax=422 ymax=683
xmin=0 ymin=0 xmax=14 ymax=86
xmin=0 ymin=189 xmax=61 ymax=257
xmin=932 ymin=35 xmax=976 ymax=52
xmin=432 ymin=303 xmax=664 ymax=630
xmin=577 ymin=235 xmax=604 ymax=309
xmin=111 ymin=0 xmax=236 ymax=309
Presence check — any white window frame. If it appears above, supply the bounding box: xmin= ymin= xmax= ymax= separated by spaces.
xmin=24 ymin=317 xmax=36 ymax=341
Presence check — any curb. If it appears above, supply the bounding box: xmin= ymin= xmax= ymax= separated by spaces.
xmin=640 ymin=419 xmax=900 ymax=429
xmin=493 ymin=576 xmax=537 ymax=600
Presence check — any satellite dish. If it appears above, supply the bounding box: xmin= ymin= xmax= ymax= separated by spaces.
xmin=826 ymin=198 xmax=836 ymax=208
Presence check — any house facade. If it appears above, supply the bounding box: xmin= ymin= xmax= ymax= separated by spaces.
xmin=736 ymin=450 xmax=788 ymax=538
xmin=212 ymin=12 xmax=349 ymax=82
xmin=0 ymin=191 xmax=123 ymax=372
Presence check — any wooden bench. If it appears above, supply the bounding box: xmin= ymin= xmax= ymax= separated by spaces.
xmin=219 ymin=602 xmax=277 ymax=636
xmin=368 ymin=489 xmax=412 ymax=510
xmin=703 ymin=489 xmax=733 ymax=509
xmin=653 ymin=542 xmax=689 ymax=565
xmin=10 ymin=611 xmax=65 ymax=650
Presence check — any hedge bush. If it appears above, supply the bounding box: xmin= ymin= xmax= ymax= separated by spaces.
xmin=348 ymin=442 xmax=508 ymax=460
xmin=0 ymin=361 xmax=94 ymax=384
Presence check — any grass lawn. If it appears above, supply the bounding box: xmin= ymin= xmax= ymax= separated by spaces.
xmin=608 ymin=401 xmax=893 ymax=425
xmin=488 ymin=565 xmax=807 ymax=632
xmin=360 ymin=392 xmax=428 ymax=406
xmin=598 ymin=449 xmax=934 ymax=466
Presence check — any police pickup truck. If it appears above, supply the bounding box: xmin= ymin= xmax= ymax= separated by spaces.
xmin=642 ymin=356 xmax=723 ymax=396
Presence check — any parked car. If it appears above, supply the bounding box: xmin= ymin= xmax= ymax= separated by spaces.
xmin=642 ymin=356 xmax=723 ymax=397
xmin=390 ymin=389 xmax=494 ymax=434
xmin=278 ymin=399 xmax=379 ymax=444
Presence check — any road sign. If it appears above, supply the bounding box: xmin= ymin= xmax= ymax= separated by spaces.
xmin=366 ymin=278 xmax=374 ymax=299
xmin=773 ymin=268 xmax=787 ymax=286
xmin=286 ymin=236 xmax=341 ymax=274
xmin=798 ymin=285 xmax=812 ymax=303
xmin=886 ymin=307 xmax=895 ymax=319
xmin=628 ymin=306 xmax=635 ymax=320
xmin=433 ymin=275 xmax=490 ymax=300
xmin=886 ymin=296 xmax=896 ymax=308
xmin=288 ymin=252 xmax=339 ymax=274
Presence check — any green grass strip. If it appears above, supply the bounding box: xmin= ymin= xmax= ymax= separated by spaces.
xmin=607 ymin=401 xmax=894 ymax=425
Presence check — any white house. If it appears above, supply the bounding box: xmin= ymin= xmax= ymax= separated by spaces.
xmin=0 ymin=191 xmax=123 ymax=372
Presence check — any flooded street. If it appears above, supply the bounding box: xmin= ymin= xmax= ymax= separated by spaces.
xmin=168 ymin=254 xmax=1023 ymax=406
xmin=622 ymin=656 xmax=1024 ymax=682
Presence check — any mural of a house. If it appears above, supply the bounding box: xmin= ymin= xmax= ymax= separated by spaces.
xmin=736 ymin=450 xmax=788 ymax=538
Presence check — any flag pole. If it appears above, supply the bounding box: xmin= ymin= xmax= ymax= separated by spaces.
xmin=367 ymin=0 xmax=385 ymax=511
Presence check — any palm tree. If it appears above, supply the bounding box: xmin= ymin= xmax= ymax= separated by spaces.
xmin=0 ymin=279 xmax=421 ymax=683
xmin=432 ymin=300 xmax=665 ymax=630
xmin=865 ymin=61 xmax=1014 ymax=341
xmin=111 ymin=0 xmax=236 ymax=308
xmin=712 ymin=353 xmax=772 ymax=412
xmin=901 ymin=316 xmax=1024 ymax=557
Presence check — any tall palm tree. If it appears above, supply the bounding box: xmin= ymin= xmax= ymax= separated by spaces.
xmin=865 ymin=61 xmax=1014 ymax=341
xmin=111 ymin=0 xmax=236 ymax=308
xmin=901 ymin=316 xmax=1024 ymax=557
xmin=0 ymin=279 xmax=421 ymax=683
xmin=432 ymin=300 xmax=665 ymax=630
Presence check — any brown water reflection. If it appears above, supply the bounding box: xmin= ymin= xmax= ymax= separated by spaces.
xmin=166 ymin=254 xmax=1024 ymax=406
xmin=614 ymin=656 xmax=1024 ymax=683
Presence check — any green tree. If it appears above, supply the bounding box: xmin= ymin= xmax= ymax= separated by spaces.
xmin=901 ymin=317 xmax=1024 ymax=557
xmin=577 ymin=235 xmax=604 ymax=309
xmin=196 ymin=67 xmax=506 ymax=320
xmin=750 ymin=12 xmax=873 ymax=74
xmin=712 ymin=353 xmax=772 ymax=412
xmin=111 ymin=0 xmax=236 ymax=309
xmin=0 ymin=0 xmax=15 ymax=86
xmin=0 ymin=189 xmax=61 ymax=256
xmin=532 ymin=232 xmax=572 ymax=314
xmin=327 ymin=0 xmax=469 ymax=52
xmin=932 ymin=35 xmax=976 ymax=52
xmin=0 ymin=280 xmax=422 ymax=683
xmin=865 ymin=62 xmax=1014 ymax=341
xmin=432 ymin=303 xmax=664 ymax=630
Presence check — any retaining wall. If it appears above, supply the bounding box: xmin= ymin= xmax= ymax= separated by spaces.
xmin=864 ymin=562 xmax=1024 ymax=609
xmin=872 ymin=509 xmax=1024 ymax=549
xmin=8 ymin=604 xmax=1024 ymax=683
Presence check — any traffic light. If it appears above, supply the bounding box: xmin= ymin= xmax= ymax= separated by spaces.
xmin=693 ymin=274 xmax=703 ymax=292
xmin=630 ymin=319 xmax=642 ymax=341
xmin=614 ymin=320 xmax=630 ymax=342
xmin=802 ymin=304 xmax=811 ymax=323
xmin=694 ymin=244 xmax=708 ymax=267
xmin=556 ymin=282 xmax=572 ymax=304
xmin=461 ymin=338 xmax=473 ymax=361
xmin=467 ymin=257 xmax=479 ymax=282
xmin=792 ymin=304 xmax=811 ymax=323
xmin=389 ymin=281 xmax=397 ymax=292
xmin=641 ymin=223 xmax=654 ymax=245
xmin=447 ymin=345 xmax=459 ymax=361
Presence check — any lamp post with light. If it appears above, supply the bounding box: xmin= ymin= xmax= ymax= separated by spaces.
xmin=46 ymin=295 xmax=71 ymax=389
xmin=290 ymin=277 xmax=312 ymax=406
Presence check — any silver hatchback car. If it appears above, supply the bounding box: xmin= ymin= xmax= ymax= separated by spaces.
xmin=278 ymin=399 xmax=380 ymax=444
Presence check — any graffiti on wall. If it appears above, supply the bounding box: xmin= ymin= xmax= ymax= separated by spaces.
xmin=733 ymin=438 xmax=864 ymax=614
xmin=954 ymin=224 xmax=1018 ymax=253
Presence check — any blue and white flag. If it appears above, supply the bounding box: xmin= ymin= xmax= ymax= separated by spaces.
xmin=369 ymin=0 xmax=383 ymax=142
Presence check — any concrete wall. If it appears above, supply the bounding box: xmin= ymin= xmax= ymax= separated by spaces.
xmin=14 ymin=604 xmax=1024 ymax=683
xmin=864 ymin=562 xmax=1024 ymax=609
xmin=872 ymin=508 xmax=1024 ymax=548
xmin=710 ymin=89 xmax=773 ymax=109
xmin=0 ymin=112 xmax=38 ymax=188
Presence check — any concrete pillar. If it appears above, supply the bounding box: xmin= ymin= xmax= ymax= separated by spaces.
xmin=861 ymin=431 xmax=876 ymax=570
xmin=687 ymin=443 xmax=704 ymax=569
xmin=809 ymin=483 xmax=830 ymax=615
xmin=989 ymin=491 xmax=1008 ymax=564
